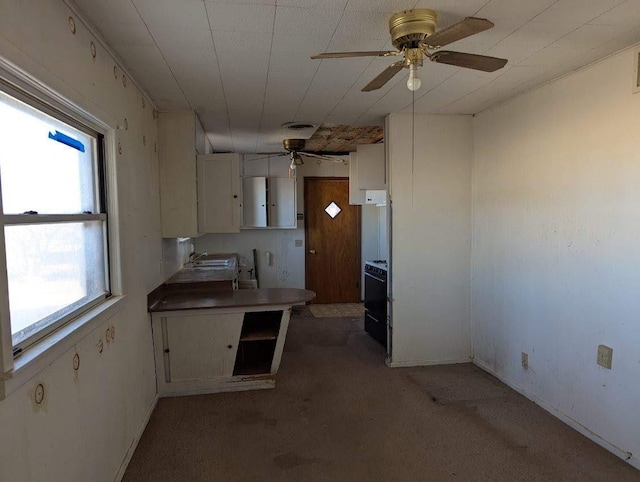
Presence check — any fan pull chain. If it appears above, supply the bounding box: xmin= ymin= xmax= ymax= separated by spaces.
xmin=411 ymin=86 xmax=415 ymax=207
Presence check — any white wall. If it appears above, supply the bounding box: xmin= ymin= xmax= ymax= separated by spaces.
xmin=196 ymin=159 xmax=351 ymax=290
xmin=387 ymin=113 xmax=473 ymax=367
xmin=0 ymin=1 xmax=163 ymax=479
xmin=472 ymin=47 xmax=640 ymax=469
xmin=162 ymin=238 xmax=192 ymax=279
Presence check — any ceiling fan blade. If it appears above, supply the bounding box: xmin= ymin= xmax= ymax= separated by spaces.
xmin=248 ymin=152 xmax=287 ymax=162
xmin=300 ymin=152 xmax=345 ymax=162
xmin=362 ymin=61 xmax=405 ymax=92
xmin=431 ymin=51 xmax=507 ymax=72
xmin=311 ymin=51 xmax=398 ymax=59
xmin=425 ymin=17 xmax=494 ymax=48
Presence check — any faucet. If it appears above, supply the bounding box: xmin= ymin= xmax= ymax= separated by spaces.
xmin=189 ymin=252 xmax=207 ymax=263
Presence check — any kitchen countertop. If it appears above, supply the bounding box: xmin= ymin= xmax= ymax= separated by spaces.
xmin=149 ymin=287 xmax=316 ymax=312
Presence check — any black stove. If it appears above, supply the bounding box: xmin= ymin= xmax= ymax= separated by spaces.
xmin=364 ymin=260 xmax=388 ymax=348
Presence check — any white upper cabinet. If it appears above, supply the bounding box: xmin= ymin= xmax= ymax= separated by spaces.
xmin=242 ymin=177 xmax=268 ymax=227
xmin=198 ymin=153 xmax=242 ymax=233
xmin=242 ymin=176 xmax=296 ymax=229
xmin=241 ymin=155 xmax=296 ymax=229
xmin=356 ymin=144 xmax=386 ymax=191
xmin=268 ymin=177 xmax=296 ymax=228
xmin=158 ymin=112 xmax=212 ymax=238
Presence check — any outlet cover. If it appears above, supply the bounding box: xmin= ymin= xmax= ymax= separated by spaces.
xmin=521 ymin=352 xmax=529 ymax=369
xmin=294 ymin=239 xmax=303 ymax=247
xmin=597 ymin=344 xmax=613 ymax=369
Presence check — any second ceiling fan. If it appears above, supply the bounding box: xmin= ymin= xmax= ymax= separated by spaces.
xmin=311 ymin=9 xmax=508 ymax=92
xmin=253 ymin=139 xmax=345 ymax=172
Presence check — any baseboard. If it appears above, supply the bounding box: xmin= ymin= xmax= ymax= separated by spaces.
xmin=386 ymin=356 xmax=471 ymax=368
xmin=113 ymin=394 xmax=159 ymax=482
xmin=473 ymin=359 xmax=639 ymax=471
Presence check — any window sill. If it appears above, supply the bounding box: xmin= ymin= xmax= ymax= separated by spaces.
xmin=0 ymin=295 xmax=127 ymax=400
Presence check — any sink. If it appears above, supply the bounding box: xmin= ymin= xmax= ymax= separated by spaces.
xmin=187 ymin=253 xmax=237 ymax=269
xmin=192 ymin=259 xmax=234 ymax=268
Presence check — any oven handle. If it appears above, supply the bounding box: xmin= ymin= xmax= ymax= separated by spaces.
xmin=364 ymin=272 xmax=386 ymax=283
xmin=366 ymin=312 xmax=383 ymax=323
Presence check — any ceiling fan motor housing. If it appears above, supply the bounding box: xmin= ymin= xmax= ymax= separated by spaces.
xmin=389 ymin=9 xmax=437 ymax=49
xmin=283 ymin=138 xmax=306 ymax=152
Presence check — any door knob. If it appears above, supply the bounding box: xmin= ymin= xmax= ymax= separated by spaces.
xmin=308 ymin=249 xmax=317 ymax=254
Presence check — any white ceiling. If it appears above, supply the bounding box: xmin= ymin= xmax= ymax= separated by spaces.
xmin=73 ymin=0 xmax=640 ymax=152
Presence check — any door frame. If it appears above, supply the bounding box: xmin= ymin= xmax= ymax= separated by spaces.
xmin=304 ymin=176 xmax=362 ymax=302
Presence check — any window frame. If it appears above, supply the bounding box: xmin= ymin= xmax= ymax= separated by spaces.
xmin=0 ymin=84 xmax=111 ymax=353
xmin=0 ymin=59 xmax=124 ymax=398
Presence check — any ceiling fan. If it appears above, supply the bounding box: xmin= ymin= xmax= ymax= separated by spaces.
xmin=254 ymin=139 xmax=346 ymax=172
xmin=311 ymin=9 xmax=508 ymax=92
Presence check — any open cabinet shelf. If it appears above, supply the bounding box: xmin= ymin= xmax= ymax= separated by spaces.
xmin=233 ymin=310 xmax=282 ymax=376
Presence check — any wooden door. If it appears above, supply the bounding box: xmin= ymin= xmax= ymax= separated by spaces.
xmin=305 ymin=177 xmax=361 ymax=303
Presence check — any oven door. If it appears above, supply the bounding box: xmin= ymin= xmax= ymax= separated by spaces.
xmin=364 ymin=311 xmax=387 ymax=346
xmin=364 ymin=271 xmax=386 ymax=317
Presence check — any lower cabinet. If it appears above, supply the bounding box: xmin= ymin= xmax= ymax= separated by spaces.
xmin=151 ymin=306 xmax=291 ymax=396
xmin=163 ymin=313 xmax=243 ymax=382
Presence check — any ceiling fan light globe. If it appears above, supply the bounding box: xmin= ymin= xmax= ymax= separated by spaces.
xmin=407 ymin=65 xmax=422 ymax=91
xmin=407 ymin=76 xmax=421 ymax=91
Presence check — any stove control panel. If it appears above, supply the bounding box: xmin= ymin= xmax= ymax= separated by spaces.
xmin=365 ymin=260 xmax=387 ymax=276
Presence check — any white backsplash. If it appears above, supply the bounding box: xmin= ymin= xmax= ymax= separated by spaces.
xmin=162 ymin=237 xmax=193 ymax=280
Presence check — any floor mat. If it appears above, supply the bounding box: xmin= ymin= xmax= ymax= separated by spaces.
xmin=308 ymin=303 xmax=364 ymax=318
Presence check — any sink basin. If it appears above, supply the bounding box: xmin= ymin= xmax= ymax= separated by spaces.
xmin=192 ymin=259 xmax=235 ymax=268
xmin=186 ymin=253 xmax=238 ymax=269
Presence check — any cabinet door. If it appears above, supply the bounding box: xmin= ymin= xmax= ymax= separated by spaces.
xmin=243 ymin=177 xmax=268 ymax=227
xmin=357 ymin=144 xmax=386 ymax=190
xmin=268 ymin=177 xmax=296 ymax=228
xmin=197 ymin=153 xmax=241 ymax=233
xmin=164 ymin=313 xmax=243 ymax=381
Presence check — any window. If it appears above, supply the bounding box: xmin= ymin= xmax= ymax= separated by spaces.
xmin=0 ymin=87 xmax=110 ymax=353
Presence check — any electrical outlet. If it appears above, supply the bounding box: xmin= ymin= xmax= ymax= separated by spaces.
xmin=294 ymin=239 xmax=303 ymax=247
xmin=521 ymin=352 xmax=529 ymax=369
xmin=597 ymin=345 xmax=613 ymax=369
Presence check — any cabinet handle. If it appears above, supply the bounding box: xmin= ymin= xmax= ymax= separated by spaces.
xmin=227 ymin=344 xmax=233 ymax=349
xmin=233 ymin=195 xmax=238 ymax=199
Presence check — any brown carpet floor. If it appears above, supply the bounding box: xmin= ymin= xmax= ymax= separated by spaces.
xmin=124 ymin=307 xmax=638 ymax=481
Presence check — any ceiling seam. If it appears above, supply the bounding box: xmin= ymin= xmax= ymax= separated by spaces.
xmin=204 ymin=2 xmax=235 ymax=153
xmin=254 ymin=7 xmax=278 ymax=153
xmin=291 ymin=4 xmax=348 ymax=122
xmin=130 ymin=1 xmax=193 ymax=112
xmin=429 ymin=0 xmax=631 ymax=116
xmin=472 ymin=1 xmax=493 ymax=17
xmin=319 ymin=38 xmax=392 ymax=126
xmin=431 ymin=0 xmax=590 ymax=115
